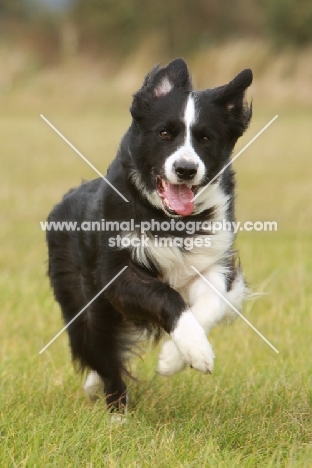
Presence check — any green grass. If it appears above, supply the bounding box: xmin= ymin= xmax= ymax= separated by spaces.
xmin=1 ymin=86 xmax=312 ymax=467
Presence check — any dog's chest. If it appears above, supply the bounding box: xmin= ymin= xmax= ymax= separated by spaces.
xmin=126 ymin=228 xmax=233 ymax=291
xmin=126 ymin=181 xmax=234 ymax=290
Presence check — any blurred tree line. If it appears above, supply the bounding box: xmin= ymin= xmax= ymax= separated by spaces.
xmin=1 ymin=0 xmax=312 ymax=62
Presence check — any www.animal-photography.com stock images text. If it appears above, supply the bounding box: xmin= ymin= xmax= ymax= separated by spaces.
xmin=1 ymin=1 xmax=312 ymax=467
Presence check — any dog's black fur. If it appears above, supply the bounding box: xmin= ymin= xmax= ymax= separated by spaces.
xmin=46 ymin=59 xmax=252 ymax=411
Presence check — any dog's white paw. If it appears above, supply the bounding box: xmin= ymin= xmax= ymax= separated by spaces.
xmin=157 ymin=339 xmax=186 ymax=376
xmin=171 ymin=310 xmax=215 ymax=374
xmin=109 ymin=413 xmax=128 ymax=425
xmin=83 ymin=371 xmax=102 ymax=401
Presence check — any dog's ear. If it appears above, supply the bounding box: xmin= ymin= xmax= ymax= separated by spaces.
xmin=147 ymin=58 xmax=192 ymax=97
xmin=213 ymin=69 xmax=252 ymax=106
xmin=131 ymin=58 xmax=192 ymax=120
xmin=212 ymin=69 xmax=253 ymax=138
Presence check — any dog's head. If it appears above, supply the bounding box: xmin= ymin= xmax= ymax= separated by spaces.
xmin=128 ymin=58 xmax=252 ymax=217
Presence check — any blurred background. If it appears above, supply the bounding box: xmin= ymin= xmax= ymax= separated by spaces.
xmin=1 ymin=0 xmax=312 ymax=108
xmin=1 ymin=3 xmax=312 ymax=464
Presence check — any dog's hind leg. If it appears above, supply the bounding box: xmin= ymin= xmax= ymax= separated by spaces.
xmin=47 ymin=226 xmax=128 ymax=412
xmin=72 ymin=301 xmax=128 ymax=412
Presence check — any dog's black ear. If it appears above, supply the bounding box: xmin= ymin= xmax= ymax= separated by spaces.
xmin=145 ymin=58 xmax=192 ymax=97
xmin=212 ymin=69 xmax=253 ymax=138
xmin=131 ymin=58 xmax=192 ymax=120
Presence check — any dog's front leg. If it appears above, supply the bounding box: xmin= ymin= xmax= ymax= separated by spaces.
xmin=105 ymin=264 xmax=214 ymax=374
xmin=157 ymin=268 xmax=228 ymax=376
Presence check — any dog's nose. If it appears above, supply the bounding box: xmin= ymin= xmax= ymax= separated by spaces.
xmin=173 ymin=160 xmax=198 ymax=181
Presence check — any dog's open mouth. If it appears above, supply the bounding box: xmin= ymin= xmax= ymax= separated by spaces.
xmin=156 ymin=176 xmax=198 ymax=216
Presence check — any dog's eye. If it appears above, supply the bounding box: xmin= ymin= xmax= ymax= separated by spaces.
xmin=200 ymin=135 xmax=210 ymax=143
xmin=159 ymin=130 xmax=171 ymax=140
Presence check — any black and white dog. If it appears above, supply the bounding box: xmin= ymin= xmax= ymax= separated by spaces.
xmin=47 ymin=59 xmax=252 ymax=411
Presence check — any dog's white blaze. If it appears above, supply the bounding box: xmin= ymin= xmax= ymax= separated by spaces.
xmin=184 ymin=93 xmax=196 ymax=143
xmin=164 ymin=93 xmax=205 ymax=186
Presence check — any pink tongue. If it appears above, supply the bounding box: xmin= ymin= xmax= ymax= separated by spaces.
xmin=166 ymin=183 xmax=194 ymax=216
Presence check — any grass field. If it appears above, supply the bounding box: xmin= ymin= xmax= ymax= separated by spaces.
xmin=1 ymin=78 xmax=312 ymax=467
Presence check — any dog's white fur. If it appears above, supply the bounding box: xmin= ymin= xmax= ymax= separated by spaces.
xmin=157 ymin=265 xmax=246 ymax=376
xmin=164 ymin=95 xmax=206 ymax=186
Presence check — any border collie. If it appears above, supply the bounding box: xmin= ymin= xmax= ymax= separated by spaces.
xmin=46 ymin=58 xmax=252 ymax=412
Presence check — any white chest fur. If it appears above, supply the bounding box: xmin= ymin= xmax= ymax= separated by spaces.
xmin=124 ymin=182 xmax=233 ymax=292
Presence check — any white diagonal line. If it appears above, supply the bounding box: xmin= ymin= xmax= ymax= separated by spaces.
xmin=190 ymin=266 xmax=279 ymax=353
xmin=39 ymin=266 xmax=128 ymax=354
xmin=193 ymin=115 xmax=278 ymax=201
xmin=40 ymin=114 xmax=129 ymax=203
